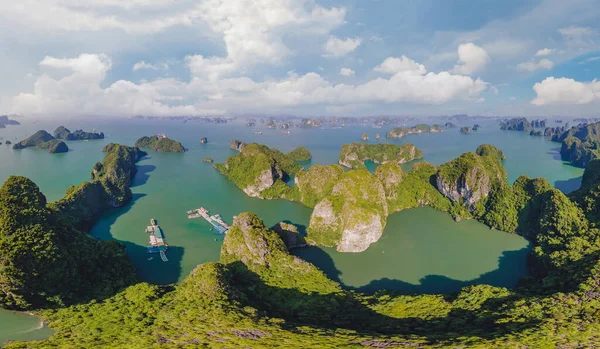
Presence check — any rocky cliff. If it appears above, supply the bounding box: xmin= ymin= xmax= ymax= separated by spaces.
xmin=54 ymin=126 xmax=104 ymax=140
xmin=308 ymin=170 xmax=388 ymax=252
xmin=230 ymin=139 xmax=247 ymax=152
xmin=500 ymin=117 xmax=532 ymax=131
xmin=436 ymin=145 xmax=507 ymax=212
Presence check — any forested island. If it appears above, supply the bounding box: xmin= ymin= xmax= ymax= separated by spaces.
xmin=4 ymin=142 xmax=600 ymax=346
xmin=553 ymin=121 xmax=600 ymax=167
xmin=134 ymin=135 xmax=185 ymax=152
xmin=0 ymin=144 xmax=145 ymax=310
xmin=12 ymin=130 xmax=69 ymax=153
xmin=338 ymin=142 xmax=423 ymax=169
xmin=386 ymin=124 xmax=443 ymax=138
xmin=54 ymin=126 xmax=104 ymax=140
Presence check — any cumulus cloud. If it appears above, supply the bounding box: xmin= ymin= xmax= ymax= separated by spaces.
xmin=323 ymin=36 xmax=362 ymax=58
xmin=531 ymin=77 xmax=600 ymax=105
xmin=8 ymin=53 xmax=488 ymax=116
xmin=339 ymin=68 xmax=355 ymax=77
xmin=133 ymin=61 xmax=160 ymax=71
xmin=516 ymin=58 xmax=554 ymax=72
xmin=535 ymin=48 xmax=553 ymax=56
xmin=450 ymin=43 xmax=490 ymax=75
xmin=373 ymin=56 xmax=427 ymax=75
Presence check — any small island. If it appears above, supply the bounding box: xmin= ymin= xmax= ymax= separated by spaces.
xmin=134 ymin=135 xmax=185 ymax=152
xmin=338 ymin=142 xmax=423 ymax=169
xmin=54 ymin=126 xmax=104 ymax=140
xmin=500 ymin=117 xmax=532 ymax=131
xmin=200 ymin=137 xmax=208 ymax=144
xmin=460 ymin=126 xmax=471 ymax=134
xmin=230 ymin=139 xmax=247 ymax=152
xmin=552 ymin=121 xmax=600 ymax=167
xmin=13 ymin=130 xmax=69 ymax=153
xmin=386 ymin=124 xmax=443 ymax=138
xmin=444 ymin=122 xmax=457 ymax=128
xmin=0 ymin=115 xmax=20 ymax=128
xmin=5 ymin=140 xmax=11 ymax=145
xmin=203 ymin=158 xmax=214 ymax=163
xmin=287 ymin=146 xmax=312 ymax=161
xmin=361 ymin=133 xmax=369 ymax=141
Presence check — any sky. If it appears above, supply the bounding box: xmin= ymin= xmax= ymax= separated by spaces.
xmin=1 ymin=0 xmax=600 ymax=118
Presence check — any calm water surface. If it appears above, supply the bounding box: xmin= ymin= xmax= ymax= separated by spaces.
xmin=0 ymin=309 xmax=52 ymax=345
xmin=0 ymin=118 xmax=582 ymax=297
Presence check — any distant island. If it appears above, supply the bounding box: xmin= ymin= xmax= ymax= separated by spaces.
xmin=54 ymin=126 xmax=104 ymax=140
xmin=135 ymin=135 xmax=185 ymax=152
xmin=386 ymin=123 xmax=443 ymax=138
xmin=338 ymin=142 xmax=423 ymax=169
xmin=552 ymin=121 xmax=600 ymax=167
xmin=0 ymin=115 xmax=20 ymax=128
xmin=12 ymin=130 xmax=69 ymax=153
xmin=500 ymin=117 xmax=532 ymax=131
xmin=460 ymin=126 xmax=471 ymax=134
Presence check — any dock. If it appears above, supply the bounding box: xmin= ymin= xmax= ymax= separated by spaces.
xmin=146 ymin=219 xmax=168 ymax=262
xmin=187 ymin=207 xmax=230 ymax=234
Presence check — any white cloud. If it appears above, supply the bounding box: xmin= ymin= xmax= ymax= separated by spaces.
xmin=373 ymin=56 xmax=427 ymax=75
xmin=9 ymin=53 xmax=488 ymax=116
xmin=535 ymin=48 xmax=553 ymax=56
xmin=133 ymin=61 xmax=160 ymax=71
xmin=450 ymin=43 xmax=490 ymax=75
xmin=559 ymin=26 xmax=596 ymax=49
xmin=516 ymin=58 xmax=554 ymax=72
xmin=339 ymin=68 xmax=355 ymax=77
xmin=531 ymin=77 xmax=600 ymax=105
xmin=323 ymin=36 xmax=362 ymax=58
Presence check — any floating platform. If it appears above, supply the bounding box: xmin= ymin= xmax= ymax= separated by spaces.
xmin=145 ymin=218 xmax=168 ymax=262
xmin=188 ymin=207 xmax=230 ymax=234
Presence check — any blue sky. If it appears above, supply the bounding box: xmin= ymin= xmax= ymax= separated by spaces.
xmin=0 ymin=0 xmax=599 ymax=117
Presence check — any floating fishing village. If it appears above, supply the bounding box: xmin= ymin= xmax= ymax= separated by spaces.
xmin=146 ymin=218 xmax=168 ymax=262
xmin=187 ymin=207 xmax=230 ymax=234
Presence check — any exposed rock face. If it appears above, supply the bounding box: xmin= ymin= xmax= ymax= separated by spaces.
xmin=375 ymin=133 xmax=380 ymax=139
xmin=272 ymin=222 xmax=307 ymax=250
xmin=243 ymin=167 xmax=283 ymax=197
xmin=373 ymin=162 xmax=405 ymax=205
xmin=230 ymin=139 xmax=247 ymax=152
xmin=361 ymin=133 xmax=369 ymax=141
xmin=308 ymin=170 xmax=388 ymax=252
xmin=200 ymin=137 xmax=208 ymax=144
xmin=338 ymin=142 xmax=423 ymax=169
xmin=435 ymin=147 xmax=506 ymax=211
xmin=500 ymin=117 xmax=532 ymax=131
xmin=459 ymin=126 xmax=471 ymax=134
xmin=553 ymin=122 xmax=600 ymax=167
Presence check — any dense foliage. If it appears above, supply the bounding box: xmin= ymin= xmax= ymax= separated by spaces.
xmin=338 ymin=142 xmax=424 ymax=169
xmin=550 ymin=122 xmax=600 ymax=167
xmin=0 ymin=176 xmax=136 ymax=310
xmin=36 ymin=139 xmax=69 ymax=153
xmin=12 ymin=130 xmax=56 ymax=151
xmin=53 ymin=126 xmax=104 ymax=140
xmin=286 ymin=146 xmax=312 ymax=161
xmin=500 ymin=117 xmax=533 ymax=131
xmin=134 ymin=136 xmax=185 ymax=152
xmin=386 ymin=123 xmax=442 ymax=138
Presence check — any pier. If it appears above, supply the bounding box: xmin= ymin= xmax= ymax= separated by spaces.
xmin=146 ymin=219 xmax=168 ymax=262
xmin=187 ymin=207 xmax=230 ymax=234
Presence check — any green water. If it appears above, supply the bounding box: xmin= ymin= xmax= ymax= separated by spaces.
xmin=0 ymin=118 xmax=583 ymax=299
xmin=0 ymin=309 xmax=52 ymax=345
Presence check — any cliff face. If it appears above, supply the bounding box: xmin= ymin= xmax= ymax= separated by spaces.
xmin=373 ymin=162 xmax=405 ymax=207
xmin=435 ymin=147 xmax=506 ymax=212
xmin=553 ymin=122 xmax=600 ymax=167
xmin=308 ymin=170 xmax=388 ymax=252
xmin=230 ymin=139 xmax=247 ymax=152
xmin=500 ymin=117 xmax=532 ymax=131
xmin=386 ymin=124 xmax=436 ymax=138
xmin=54 ymin=126 xmax=104 ymax=140
xmin=12 ymin=130 xmax=55 ymax=150
xmin=338 ymin=142 xmax=423 ymax=169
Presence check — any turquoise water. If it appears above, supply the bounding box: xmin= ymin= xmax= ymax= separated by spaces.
xmin=0 ymin=118 xmax=583 ymax=293
xmin=0 ymin=309 xmax=52 ymax=345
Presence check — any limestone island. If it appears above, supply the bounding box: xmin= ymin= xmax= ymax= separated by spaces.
xmin=203 ymin=157 xmax=214 ymax=163
xmin=552 ymin=121 xmax=600 ymax=167
xmin=338 ymin=142 xmax=423 ymax=169
xmin=459 ymin=126 xmax=472 ymax=134
xmin=53 ymin=126 xmax=104 ymax=140
xmin=230 ymin=139 xmax=247 ymax=152
xmin=500 ymin=117 xmax=532 ymax=131
xmin=361 ymin=133 xmax=369 ymax=141
xmin=0 ymin=115 xmax=20 ymax=128
xmin=444 ymin=122 xmax=457 ymax=128
xmin=135 ymin=135 xmax=185 ymax=152
xmin=386 ymin=123 xmax=443 ymax=138
xmin=286 ymin=146 xmax=312 ymax=161
xmin=13 ymin=130 xmax=69 ymax=153
xmin=200 ymin=137 xmax=208 ymax=144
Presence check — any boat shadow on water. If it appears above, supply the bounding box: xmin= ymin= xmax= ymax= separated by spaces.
xmin=91 ymin=192 xmax=184 ymax=285
xmin=294 ymin=243 xmax=532 ymax=295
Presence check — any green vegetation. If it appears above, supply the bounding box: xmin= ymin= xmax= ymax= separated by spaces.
xmin=134 ymin=136 xmax=185 ymax=152
xmin=386 ymin=123 xmax=442 ymax=138
xmin=9 ymin=200 xmax=600 ymax=348
xmin=286 ymin=146 xmax=312 ymax=161
xmin=294 ymin=164 xmax=344 ymax=207
xmin=37 ymin=139 xmax=69 ymax=153
xmin=552 ymin=122 xmax=600 ymax=167
xmin=570 ymin=159 xmax=600 ymax=223
xmin=0 ymin=176 xmax=136 ymax=310
xmin=338 ymin=142 xmax=423 ymax=169
xmin=203 ymin=157 xmax=214 ymax=163
xmin=459 ymin=126 xmax=471 ymax=134
xmin=500 ymin=117 xmax=533 ymax=131
xmin=53 ymin=126 xmax=104 ymax=140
